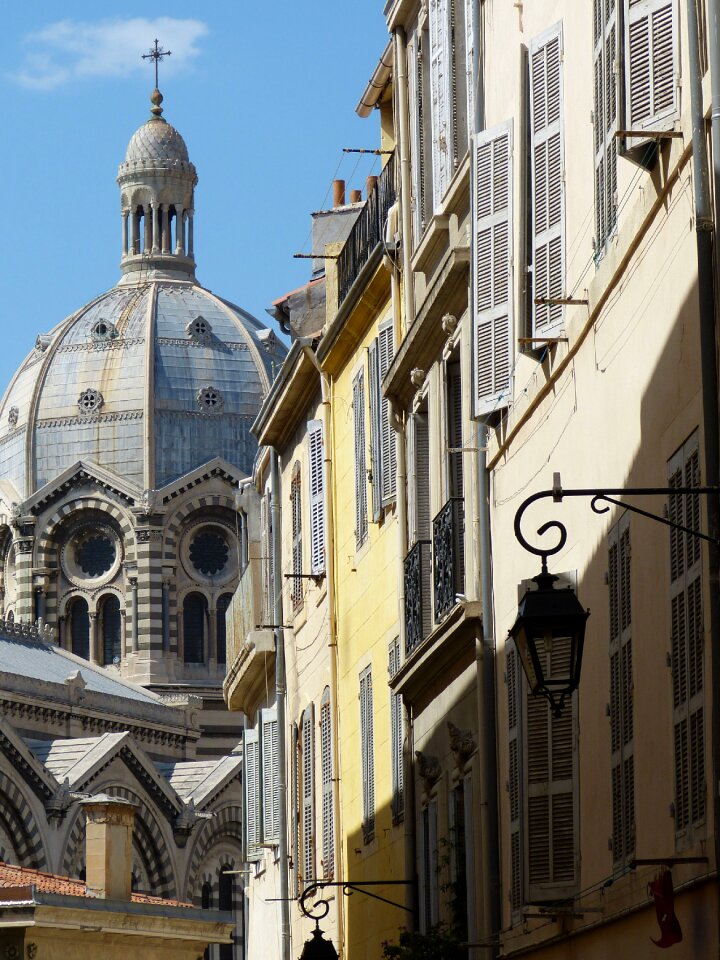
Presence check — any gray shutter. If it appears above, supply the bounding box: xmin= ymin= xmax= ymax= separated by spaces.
xmin=464 ymin=0 xmax=474 ymax=135
xmin=413 ymin=411 xmax=431 ymax=541
xmin=625 ymin=0 xmax=679 ymax=147
xmin=525 ymin=638 xmax=578 ymax=902
xmin=308 ymin=420 xmax=325 ymax=575
xmin=593 ymin=0 xmax=618 ymax=252
xmin=530 ymin=24 xmax=565 ymax=337
xmin=291 ymin=468 xmax=303 ymax=610
xmin=608 ymin=514 xmax=635 ymax=866
xmin=378 ymin=322 xmax=397 ymax=506
xmin=389 ymin=640 xmax=404 ymax=820
xmin=368 ymin=342 xmax=382 ymax=521
xmin=261 ymin=707 xmax=280 ymax=843
xmin=360 ymin=666 xmax=375 ymax=841
xmin=429 ymin=0 xmax=451 ymax=208
xmin=301 ymin=704 xmax=315 ymax=883
xmin=473 ymin=121 xmax=513 ymax=416
xmin=320 ymin=688 xmax=334 ymax=878
xmin=507 ymin=644 xmax=523 ymax=913
xmin=408 ymin=29 xmax=424 ymax=245
xmin=669 ymin=434 xmax=705 ymax=842
xmin=244 ymin=727 xmax=260 ymax=857
xmin=353 ymin=370 xmax=368 ymax=549
xmin=291 ymin=722 xmax=300 ymax=895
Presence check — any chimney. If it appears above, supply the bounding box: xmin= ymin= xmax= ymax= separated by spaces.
xmin=366 ymin=175 xmax=378 ymax=198
xmin=350 ymin=189 xmax=362 ymax=203
xmin=332 ymin=179 xmax=346 ymax=207
xmin=81 ymin=794 xmax=137 ymax=900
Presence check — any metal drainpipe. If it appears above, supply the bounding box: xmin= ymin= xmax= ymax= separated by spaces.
xmin=394 ymin=26 xmax=416 ymax=333
xmin=688 ymin=0 xmax=720 ymax=934
xmin=270 ymin=448 xmax=291 ymax=960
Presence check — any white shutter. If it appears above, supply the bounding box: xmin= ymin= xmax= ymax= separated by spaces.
xmin=291 ymin=467 xmax=303 ymax=610
xmin=530 ymin=24 xmax=564 ymax=337
xmin=465 ymin=0 xmax=475 ymax=135
xmin=360 ymin=666 xmax=375 ymax=841
xmin=244 ymin=728 xmax=260 ymax=857
xmin=353 ymin=370 xmax=368 ymax=549
xmin=308 ymin=420 xmax=325 ymax=575
xmin=594 ymin=0 xmax=618 ymax=252
xmin=320 ymin=688 xmax=334 ymax=878
xmin=429 ymin=0 xmax=451 ymax=208
xmin=408 ymin=29 xmax=424 ymax=245
xmin=389 ymin=640 xmax=404 ymax=821
xmin=473 ymin=121 xmax=513 ymax=417
xmin=261 ymin=707 xmax=280 ymax=842
xmin=625 ymin=0 xmax=678 ymax=146
xmin=301 ymin=704 xmax=315 ymax=883
xmin=507 ymin=644 xmax=523 ymax=913
xmin=291 ymin=722 xmax=300 ymax=894
xmin=378 ymin=322 xmax=396 ymax=506
xmin=368 ymin=342 xmax=382 ymax=522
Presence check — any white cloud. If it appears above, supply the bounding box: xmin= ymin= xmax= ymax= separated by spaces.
xmin=11 ymin=17 xmax=208 ymax=91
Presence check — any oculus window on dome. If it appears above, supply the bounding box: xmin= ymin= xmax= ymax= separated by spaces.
xmin=78 ymin=388 xmax=104 ymax=415
xmin=90 ymin=320 xmax=119 ymax=342
xmin=188 ymin=316 xmax=211 ymax=342
xmin=197 ymin=386 xmax=224 ymax=412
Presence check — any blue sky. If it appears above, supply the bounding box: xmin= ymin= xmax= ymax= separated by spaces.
xmin=0 ymin=3 xmax=386 ymax=385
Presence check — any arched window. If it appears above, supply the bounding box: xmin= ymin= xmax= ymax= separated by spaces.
xmin=183 ymin=593 xmax=207 ymax=664
xmin=100 ymin=594 xmax=122 ymax=666
xmin=69 ymin=598 xmax=90 ymax=660
xmin=216 ymin=593 xmax=232 ymax=665
xmin=218 ymin=868 xmax=234 ymax=960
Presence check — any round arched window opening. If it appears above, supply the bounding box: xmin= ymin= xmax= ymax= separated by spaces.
xmin=190 ymin=530 xmax=229 ymax=577
xmin=76 ymin=533 xmax=116 ymax=578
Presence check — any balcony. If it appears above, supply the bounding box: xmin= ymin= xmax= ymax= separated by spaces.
xmin=337 ymin=152 xmax=397 ymax=307
xmin=404 ymin=539 xmax=432 ymax=657
xmin=433 ymin=497 xmax=465 ymax=623
xmin=223 ymin=557 xmax=275 ymax=720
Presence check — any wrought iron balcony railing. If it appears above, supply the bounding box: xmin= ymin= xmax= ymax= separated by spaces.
xmin=337 ymin=151 xmax=397 ymax=307
xmin=433 ymin=497 xmax=465 ymax=623
xmin=404 ymin=539 xmax=432 ymax=657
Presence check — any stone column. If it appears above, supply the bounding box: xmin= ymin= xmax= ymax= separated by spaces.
xmin=130 ymin=578 xmax=138 ymax=653
xmin=120 ymin=609 xmax=126 ymax=658
xmin=187 ymin=210 xmax=194 ymax=258
xmin=161 ymin=205 xmax=170 ymax=254
xmin=151 ymin=203 xmax=160 ymax=254
xmin=89 ymin=611 xmax=98 ymax=664
xmin=175 ymin=206 xmax=185 ymax=255
xmin=121 ymin=211 xmax=128 ymax=257
xmin=34 ymin=585 xmax=45 ymax=623
xmin=129 ymin=210 xmax=137 ymax=256
xmin=162 ymin=579 xmax=170 ymax=653
xmin=208 ymin=604 xmax=217 ymax=664
xmin=58 ymin=615 xmax=65 ymax=650
xmin=143 ymin=206 xmax=152 ymax=252
xmin=14 ymin=536 xmax=35 ymax=623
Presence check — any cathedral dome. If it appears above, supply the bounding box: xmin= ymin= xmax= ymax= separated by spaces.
xmin=123 ymin=117 xmax=190 ymax=164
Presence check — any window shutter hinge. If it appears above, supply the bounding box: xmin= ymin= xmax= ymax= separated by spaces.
xmin=663 ymin=503 xmax=669 ymax=518
xmin=607 ymin=837 xmax=613 ymax=851
xmin=604 ymin=570 xmax=609 ymax=585
xmin=666 ymin=651 xmax=672 ymax=668
xmin=605 ymin=702 xmax=611 ymax=717
xmin=669 ymin=801 xmax=676 ymax=819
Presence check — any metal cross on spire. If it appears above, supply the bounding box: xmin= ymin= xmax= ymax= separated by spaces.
xmin=142 ymin=39 xmax=172 ymax=89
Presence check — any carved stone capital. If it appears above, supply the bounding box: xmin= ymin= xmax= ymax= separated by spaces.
xmin=415 ymin=750 xmax=441 ymax=792
xmin=410 ymin=368 xmax=425 ymax=388
xmin=447 ymin=721 xmax=476 ymax=768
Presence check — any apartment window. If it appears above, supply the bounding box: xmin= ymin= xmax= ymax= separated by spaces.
xmin=261 ymin=707 xmax=280 ymax=843
xmin=593 ymin=0 xmax=618 ymax=254
xmin=260 ymin=491 xmax=274 ymax=622
xmin=472 ymin=120 xmax=513 ymax=417
xmin=408 ymin=26 xmax=430 ymax=242
xmin=446 ymin=358 xmax=464 ymax=499
xmin=359 ymin=666 xmax=376 ymax=842
xmin=507 ymin=637 xmax=578 ymax=910
xmin=320 ymin=688 xmax=335 ymax=878
xmin=450 ymin=780 xmax=471 ymax=942
xmin=608 ymin=513 xmax=635 ymax=866
xmin=301 ymin=705 xmax=315 ymax=884
xmin=353 ymin=370 xmax=368 ymax=549
xmin=291 ymin=463 xmax=303 ymax=610
xmin=244 ymin=727 xmax=261 ymax=859
xmin=530 ymin=23 xmax=565 ymax=337
xmin=183 ymin=593 xmax=207 ymax=664
xmin=420 ymin=799 xmax=439 ymax=931
xmin=368 ymin=321 xmax=396 ymax=519
xmin=308 ymin=421 xmax=325 ymax=576
xmin=669 ymin=433 xmax=706 ymax=846
xmin=624 ymin=0 xmax=679 ymax=148
xmin=389 ymin=639 xmax=404 ymax=822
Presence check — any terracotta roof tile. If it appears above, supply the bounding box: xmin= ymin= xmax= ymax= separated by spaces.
xmin=0 ymin=863 xmax=192 ymax=907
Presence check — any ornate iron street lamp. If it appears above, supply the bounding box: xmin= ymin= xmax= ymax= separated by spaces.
xmin=511 ymin=473 xmax=719 ymax=714
xmin=299 ymin=921 xmax=339 ymax=960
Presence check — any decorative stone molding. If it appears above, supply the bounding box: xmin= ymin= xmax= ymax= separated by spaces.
xmin=410 ymin=368 xmax=426 ymax=388
xmin=56 ymin=337 xmax=143 ymax=354
xmin=37 ymin=410 xmax=143 ymax=429
xmin=7 ymin=407 xmax=18 ymax=428
xmin=136 ymin=529 xmax=163 ymax=543
xmin=447 ymin=721 xmax=476 ymax=768
xmin=441 ymin=312 xmax=458 ymax=335
xmin=415 ymin=750 xmax=442 ymax=793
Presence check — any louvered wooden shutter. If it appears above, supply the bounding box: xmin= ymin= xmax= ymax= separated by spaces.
xmin=368 ymin=342 xmax=382 ymax=522
xmin=608 ymin=514 xmax=635 ymax=865
xmin=669 ymin=434 xmax=705 ymax=842
xmin=507 ymin=643 xmax=523 ymax=913
xmin=378 ymin=322 xmax=396 ymax=506
xmin=472 ymin=121 xmax=513 ymax=416
xmin=301 ymin=704 xmax=315 ymax=883
xmin=320 ymin=688 xmax=334 ymax=878
xmin=525 ymin=638 xmax=578 ymax=902
xmin=593 ymin=0 xmax=618 ymax=252
xmin=464 ymin=0 xmax=474 ymax=135
xmin=408 ymin=29 xmax=424 ymax=245
xmin=530 ymin=25 xmax=564 ymax=337
xmin=389 ymin=640 xmax=404 ymax=820
xmin=291 ymin=466 xmax=303 ymax=610
xmin=447 ymin=360 xmax=464 ymax=498
xmin=413 ymin=411 xmax=431 ymax=541
xmin=625 ymin=0 xmax=678 ymax=147
xmin=261 ymin=707 xmax=280 ymax=842
xmin=291 ymin=722 xmax=300 ymax=895
xmin=353 ymin=370 xmax=368 ymax=549
xmin=429 ymin=0 xmax=451 ymax=208
xmin=360 ymin=666 xmax=376 ymax=841
xmin=244 ymin=728 xmax=260 ymax=857
xmin=260 ymin=494 xmax=271 ymax=622
xmin=308 ymin=420 xmax=325 ymax=575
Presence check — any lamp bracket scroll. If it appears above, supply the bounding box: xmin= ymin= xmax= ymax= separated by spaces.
xmin=299 ymin=879 xmax=415 ymax=922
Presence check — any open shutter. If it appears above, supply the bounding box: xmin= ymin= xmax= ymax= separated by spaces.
xmin=447 ymin=359 xmax=464 ymax=498
xmin=378 ymin=322 xmax=397 ymax=506
xmin=507 ymin=643 xmax=523 ymax=913
xmin=291 ymin=722 xmax=300 ymax=894
xmin=465 ymin=0 xmax=475 ymax=134
xmin=473 ymin=121 xmax=513 ymax=416
xmin=261 ymin=707 xmax=280 ymax=842
xmin=594 ymin=0 xmax=618 ymax=252
xmin=530 ymin=25 xmax=564 ymax=337
xmin=368 ymin=342 xmax=382 ymax=521
xmin=429 ymin=0 xmax=451 ymax=208
xmin=389 ymin=640 xmax=404 ymax=820
xmin=360 ymin=666 xmax=376 ymax=841
xmin=301 ymin=704 xmax=315 ymax=884
xmin=625 ymin=0 xmax=678 ymax=147
xmin=308 ymin=420 xmax=325 ymax=575
xmin=414 ymin=411 xmax=431 ymax=541
xmin=353 ymin=370 xmax=368 ymax=549
xmin=320 ymin=688 xmax=334 ymax=878
xmin=408 ymin=29 xmax=424 ymax=245
xmin=244 ymin=728 xmax=260 ymax=858
xmin=291 ymin=466 xmax=303 ymax=610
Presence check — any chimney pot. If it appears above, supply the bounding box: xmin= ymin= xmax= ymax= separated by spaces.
xmin=332 ymin=179 xmax=346 ymax=208
xmin=366 ymin=175 xmax=379 ymax=197
xmin=350 ymin=189 xmax=362 ymax=203
xmin=81 ymin=794 xmax=137 ymax=901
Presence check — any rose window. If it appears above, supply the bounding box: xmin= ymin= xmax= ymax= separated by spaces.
xmin=75 ymin=533 xmax=116 ymax=577
xmin=190 ymin=530 xmax=229 ymax=576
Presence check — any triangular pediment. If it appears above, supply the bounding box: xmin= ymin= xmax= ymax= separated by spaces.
xmin=22 ymin=460 xmax=142 ymax=515
xmin=157 ymin=456 xmax=247 ymax=505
